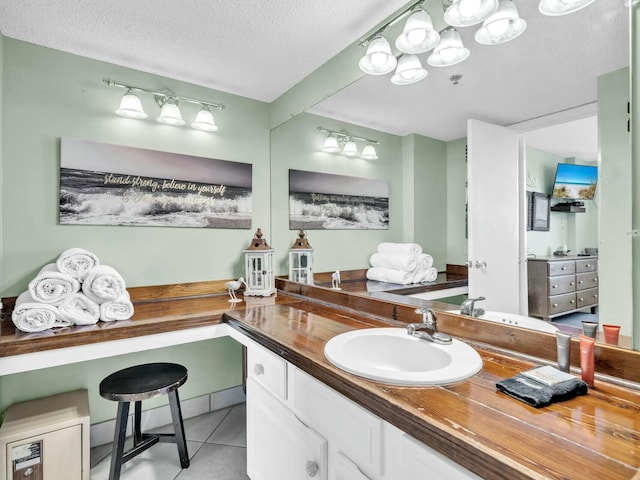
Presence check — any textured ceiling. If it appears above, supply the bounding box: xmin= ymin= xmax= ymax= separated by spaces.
xmin=0 ymin=0 xmax=629 ymax=158
xmin=0 ymin=0 xmax=408 ymax=102
xmin=310 ymin=0 xmax=628 ymax=149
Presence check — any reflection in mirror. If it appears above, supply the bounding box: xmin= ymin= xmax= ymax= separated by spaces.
xmin=270 ymin=0 xmax=634 ymax=349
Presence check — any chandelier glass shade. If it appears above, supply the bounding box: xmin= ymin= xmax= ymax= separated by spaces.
xmin=475 ymin=0 xmax=527 ymax=45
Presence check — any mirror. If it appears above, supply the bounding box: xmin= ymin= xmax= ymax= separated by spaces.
xmin=269 ymin=0 xmax=635 ymax=349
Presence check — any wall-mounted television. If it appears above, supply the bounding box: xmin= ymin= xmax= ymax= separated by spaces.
xmin=551 ymin=163 xmax=598 ymax=200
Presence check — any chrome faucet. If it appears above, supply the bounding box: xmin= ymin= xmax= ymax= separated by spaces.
xmin=407 ymin=308 xmax=452 ymax=345
xmin=460 ymin=296 xmax=486 ymax=318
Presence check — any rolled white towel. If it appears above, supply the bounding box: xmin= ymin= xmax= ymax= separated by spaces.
xmin=28 ymin=264 xmax=80 ymax=305
xmin=12 ymin=291 xmax=58 ymax=332
xmin=58 ymin=293 xmax=100 ymax=325
xmin=369 ymin=253 xmax=418 ymax=272
xmin=416 ymin=253 xmax=434 ymax=270
xmin=377 ymin=242 xmax=422 ymax=256
xmin=422 ymin=267 xmax=439 ymax=283
xmin=82 ymin=265 xmax=127 ymax=304
xmin=56 ymin=248 xmax=100 ymax=281
xmin=99 ymin=291 xmax=134 ymax=322
xmin=366 ymin=267 xmax=413 ymax=285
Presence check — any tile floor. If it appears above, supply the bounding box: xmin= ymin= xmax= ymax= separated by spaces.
xmin=90 ymin=403 xmax=249 ymax=480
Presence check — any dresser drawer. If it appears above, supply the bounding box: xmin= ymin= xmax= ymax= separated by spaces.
xmin=577 ymin=288 xmax=598 ymax=308
xmin=548 ymin=293 xmax=576 ymax=315
xmin=576 ymin=272 xmax=598 ymax=291
xmin=247 ymin=343 xmax=287 ymax=401
xmin=547 ymin=274 xmax=576 ymax=295
xmin=575 ymin=258 xmax=597 ymax=273
xmin=548 ymin=261 xmax=575 ymax=276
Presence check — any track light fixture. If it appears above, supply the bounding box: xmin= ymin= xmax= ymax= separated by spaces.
xmin=317 ymin=127 xmax=380 ymax=160
xmin=103 ymin=78 xmax=225 ymax=132
xmin=357 ymin=0 xmax=594 ymax=85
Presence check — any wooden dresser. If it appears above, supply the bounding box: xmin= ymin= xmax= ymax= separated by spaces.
xmin=527 ymin=255 xmax=598 ymax=321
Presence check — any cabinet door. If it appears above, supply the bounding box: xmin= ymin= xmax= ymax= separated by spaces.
xmin=332 ymin=452 xmax=370 ymax=480
xmin=401 ymin=433 xmax=481 ymax=480
xmin=247 ymin=378 xmax=327 ymax=480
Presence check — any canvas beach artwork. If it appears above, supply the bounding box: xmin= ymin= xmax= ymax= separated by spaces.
xmin=289 ymin=169 xmax=389 ymax=230
xmin=551 ymin=163 xmax=598 ymax=200
xmin=60 ymin=138 xmax=252 ymax=228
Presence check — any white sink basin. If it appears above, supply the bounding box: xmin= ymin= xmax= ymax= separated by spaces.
xmin=324 ymin=328 xmax=482 ymax=386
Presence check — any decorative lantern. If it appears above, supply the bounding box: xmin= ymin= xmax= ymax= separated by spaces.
xmin=288 ymin=229 xmax=314 ymax=284
xmin=244 ymin=228 xmax=276 ymax=297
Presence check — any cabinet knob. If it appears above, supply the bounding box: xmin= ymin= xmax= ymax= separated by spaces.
xmin=594 ymin=294 xmax=598 ymax=299
xmin=593 ymin=278 xmax=597 ymax=282
xmin=586 ymin=264 xmax=591 ymax=267
xmin=570 ymin=282 xmax=575 ymax=286
xmin=552 ymin=285 xmax=557 ymax=289
xmin=23 ymin=468 xmax=34 ymax=477
xmin=579 ymin=298 xmax=584 ymax=302
xmin=570 ymin=300 xmax=575 ymax=304
xmin=561 ymin=266 xmax=566 ymax=270
xmin=305 ymin=460 xmax=319 ymax=477
xmin=578 ymin=280 xmax=584 ymax=284
xmin=552 ymin=303 xmax=559 ymax=308
xmin=253 ymin=364 xmax=264 ymax=376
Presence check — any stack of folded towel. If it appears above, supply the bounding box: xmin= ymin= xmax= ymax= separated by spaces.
xmin=11 ymin=248 xmax=134 ymax=333
xmin=366 ymin=242 xmax=438 ymax=285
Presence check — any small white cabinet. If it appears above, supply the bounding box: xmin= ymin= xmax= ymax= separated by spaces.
xmin=241 ymin=335 xmax=480 ymax=480
xmin=247 ymin=377 xmax=327 ymax=480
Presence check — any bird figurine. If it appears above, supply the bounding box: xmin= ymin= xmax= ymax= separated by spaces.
xmin=226 ymin=277 xmax=248 ymax=303
xmin=331 ymin=270 xmax=341 ymax=290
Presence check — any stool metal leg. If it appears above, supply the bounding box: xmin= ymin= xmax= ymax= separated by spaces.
xmin=133 ymin=400 xmax=142 ymax=447
xmin=109 ymin=401 xmax=130 ymax=480
xmin=168 ymin=389 xmax=190 ymax=468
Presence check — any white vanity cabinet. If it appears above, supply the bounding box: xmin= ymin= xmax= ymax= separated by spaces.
xmin=241 ymin=334 xmax=480 ymax=480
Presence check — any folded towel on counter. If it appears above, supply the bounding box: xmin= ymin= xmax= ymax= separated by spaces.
xmin=99 ymin=291 xmax=134 ymax=322
xmin=56 ymin=247 xmax=100 ymax=281
xmin=413 ymin=266 xmax=439 ymax=284
xmin=12 ymin=291 xmax=59 ymax=332
xmin=377 ymin=242 xmax=422 ymax=256
xmin=366 ymin=267 xmax=413 ymax=285
xmin=416 ymin=253 xmax=434 ymax=270
xmin=496 ymin=373 xmax=588 ymax=408
xmin=82 ymin=265 xmax=127 ymax=304
xmin=58 ymin=293 xmax=100 ymax=325
xmin=28 ymin=264 xmax=80 ymax=305
xmin=369 ymin=253 xmax=418 ymax=271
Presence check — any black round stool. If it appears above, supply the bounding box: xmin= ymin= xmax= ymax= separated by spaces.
xmin=99 ymin=362 xmax=190 ymax=480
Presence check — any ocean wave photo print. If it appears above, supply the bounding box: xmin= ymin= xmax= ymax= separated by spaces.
xmin=60 ymin=138 xmax=252 ymax=229
xmin=289 ymin=169 xmax=389 ymax=230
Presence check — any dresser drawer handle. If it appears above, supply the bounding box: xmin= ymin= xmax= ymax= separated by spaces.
xmin=586 ymin=264 xmax=591 ymax=267
xmin=552 ymin=285 xmax=557 ymax=288
xmin=552 ymin=303 xmax=559 ymax=308
xmin=561 ymin=266 xmax=566 ymax=270
xmin=594 ymin=294 xmax=598 ymax=299
xmin=253 ymin=364 xmax=265 ymax=376
xmin=593 ymin=278 xmax=597 ymax=282
xmin=570 ymin=300 xmax=575 ymax=304
xmin=579 ymin=298 xmax=584 ymax=302
xmin=570 ymin=282 xmax=575 ymax=286
xmin=578 ymin=280 xmax=584 ymax=284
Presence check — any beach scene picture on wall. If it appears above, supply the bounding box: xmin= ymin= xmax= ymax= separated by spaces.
xmin=59 ymin=138 xmax=252 ymax=228
xmin=551 ymin=163 xmax=598 ymax=200
xmin=289 ymin=169 xmax=389 ymax=230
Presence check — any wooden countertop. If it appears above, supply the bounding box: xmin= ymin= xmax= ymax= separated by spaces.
xmin=2 ymin=277 xmax=639 ymax=479
xmin=223 ymin=300 xmax=640 ymax=480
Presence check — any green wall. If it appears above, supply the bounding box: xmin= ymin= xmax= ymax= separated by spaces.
xmin=525 ymin=149 xmax=598 ymax=256
xmin=412 ymin=135 xmax=448 ymax=271
xmin=1 ymin=38 xmax=271 ymax=295
xmin=446 ymin=138 xmax=467 ymax=266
